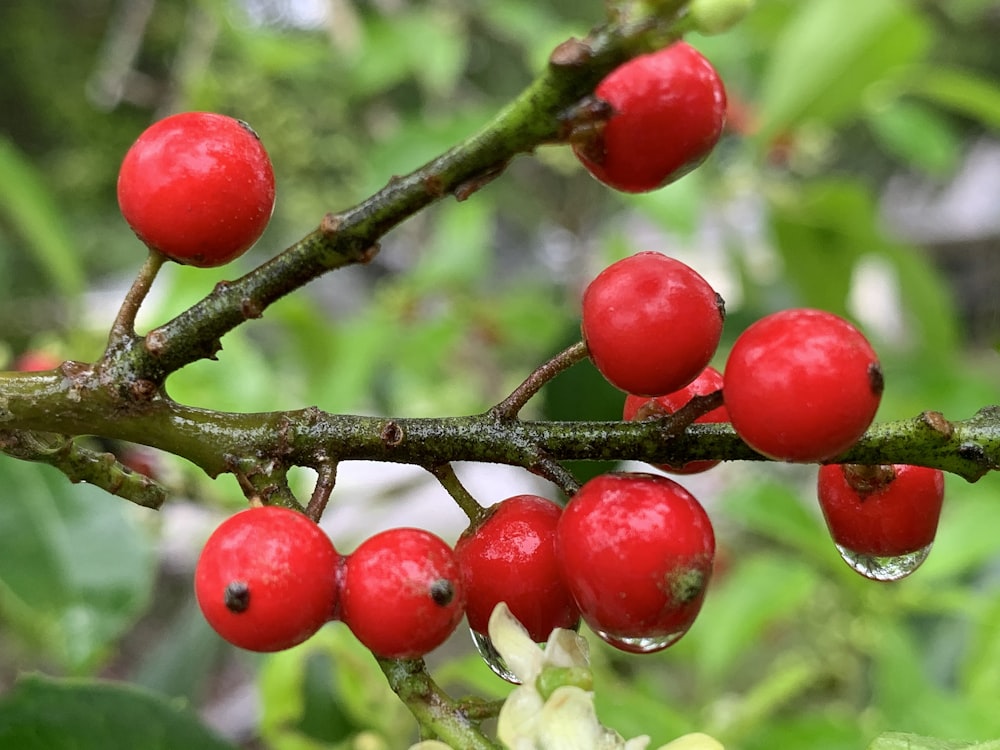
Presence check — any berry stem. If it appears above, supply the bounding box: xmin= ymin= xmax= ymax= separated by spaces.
xmin=490 ymin=341 xmax=589 ymax=419
xmin=429 ymin=463 xmax=488 ymax=524
xmin=104 ymin=248 xmax=166 ymax=359
xmin=376 ymin=657 xmax=502 ymax=750
xmin=306 ymin=461 xmax=338 ymax=521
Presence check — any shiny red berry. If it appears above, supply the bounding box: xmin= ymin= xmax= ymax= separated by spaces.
xmin=572 ymin=42 xmax=727 ymax=193
xmin=555 ymin=473 xmax=715 ymax=653
xmin=455 ymin=495 xmax=579 ymax=643
xmin=117 ymin=112 xmax=275 ymax=267
xmin=582 ymin=251 xmax=724 ymax=397
xmin=724 ymin=308 xmax=883 ymax=462
xmin=194 ymin=506 xmax=340 ymax=652
xmin=818 ymin=463 xmax=945 ymax=558
xmin=341 ymin=528 xmax=466 ymax=659
xmin=623 ymin=365 xmax=728 ymax=474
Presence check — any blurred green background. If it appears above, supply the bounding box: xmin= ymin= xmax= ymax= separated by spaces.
xmin=3 ymin=0 xmax=1000 ymax=748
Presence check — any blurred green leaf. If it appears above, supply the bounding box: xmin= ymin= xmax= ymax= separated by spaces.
xmin=0 ymin=673 xmax=235 ymax=750
xmin=865 ymin=99 xmax=962 ymax=175
xmin=258 ymin=626 xmax=410 ymax=749
xmin=904 ymin=66 xmax=1000 ymax=131
xmin=870 ymin=734 xmax=1000 ymax=750
xmin=688 ymin=553 xmax=820 ymax=684
xmin=0 ymin=460 xmax=154 ymax=671
xmin=720 ymin=476 xmax=830 ymax=564
xmin=756 ymin=0 xmax=929 ymax=139
xmin=0 ymin=137 xmax=85 ymax=299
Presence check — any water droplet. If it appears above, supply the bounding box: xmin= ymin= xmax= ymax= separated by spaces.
xmin=471 ymin=629 xmax=521 ymax=684
xmin=593 ymin=628 xmax=686 ymax=654
xmin=835 ymin=542 xmax=932 ymax=581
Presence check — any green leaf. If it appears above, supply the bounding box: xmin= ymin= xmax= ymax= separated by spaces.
xmin=0 ymin=460 xmax=154 ymax=671
xmin=0 ymin=673 xmax=236 ymax=750
xmin=756 ymin=0 xmax=930 ymax=140
xmin=869 ymin=733 xmax=1000 ymax=750
xmin=0 ymin=137 xmax=85 ymax=299
xmin=866 ymin=98 xmax=962 ymax=175
xmin=687 ymin=553 xmax=820 ymax=684
xmin=720 ymin=476 xmax=830 ymax=564
xmin=904 ymin=66 xmax=1000 ymax=131
xmin=258 ymin=626 xmax=411 ymax=749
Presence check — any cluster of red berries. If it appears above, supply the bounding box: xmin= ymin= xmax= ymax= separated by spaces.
xmin=585 ymin=249 xmax=944 ymax=581
xmin=194 ymin=478 xmax=715 ymax=660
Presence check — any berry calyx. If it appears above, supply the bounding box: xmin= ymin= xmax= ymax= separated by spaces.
xmin=572 ymin=42 xmax=727 ymax=193
xmin=455 ymin=494 xmax=579 ymax=643
xmin=194 ymin=505 xmax=340 ymax=652
xmin=817 ymin=463 xmax=945 ymax=559
xmin=555 ymin=473 xmax=715 ymax=653
xmin=724 ymin=308 xmax=883 ymax=462
xmin=341 ymin=528 xmax=466 ymax=659
xmin=582 ymin=251 xmax=724 ymax=397
xmin=117 ymin=112 xmax=276 ymax=267
xmin=623 ymin=365 xmax=728 ymax=474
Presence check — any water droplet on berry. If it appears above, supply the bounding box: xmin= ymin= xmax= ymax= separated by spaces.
xmin=593 ymin=628 xmax=686 ymax=654
xmin=470 ymin=629 xmax=521 ymax=684
xmin=835 ymin=543 xmax=932 ymax=582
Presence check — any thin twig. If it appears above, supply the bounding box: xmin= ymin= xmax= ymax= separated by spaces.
xmin=490 ymin=341 xmax=589 ymax=420
xmin=306 ymin=461 xmax=338 ymax=521
xmin=429 ymin=463 xmax=488 ymax=525
xmin=104 ymin=249 xmax=166 ymax=357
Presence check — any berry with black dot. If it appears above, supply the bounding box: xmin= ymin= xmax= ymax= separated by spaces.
xmin=341 ymin=527 xmax=466 ymax=659
xmin=194 ymin=505 xmax=340 ymax=652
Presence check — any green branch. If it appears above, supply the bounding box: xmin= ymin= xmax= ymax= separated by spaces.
xmin=111 ymin=3 xmax=687 ymax=385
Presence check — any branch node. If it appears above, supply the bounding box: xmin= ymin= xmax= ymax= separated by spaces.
xmin=918 ymin=410 xmax=954 ymax=439
xmin=380 ymin=420 xmax=405 ymax=448
xmin=321 ymin=212 xmax=344 ymax=236
xmin=549 ymin=37 xmax=594 ymax=68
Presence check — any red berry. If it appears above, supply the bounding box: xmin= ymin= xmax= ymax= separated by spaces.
xmin=582 ymin=252 xmax=724 ymax=397
xmin=455 ymin=495 xmax=579 ymax=643
xmin=117 ymin=112 xmax=275 ymax=267
xmin=724 ymin=308 xmax=883 ymax=462
xmin=572 ymin=42 xmax=727 ymax=193
xmin=817 ymin=464 xmax=945 ymax=558
xmin=13 ymin=350 xmax=61 ymax=372
xmin=341 ymin=528 xmax=466 ymax=659
xmin=623 ymin=365 xmax=728 ymax=474
xmin=555 ymin=473 xmax=715 ymax=653
xmin=194 ymin=506 xmax=340 ymax=652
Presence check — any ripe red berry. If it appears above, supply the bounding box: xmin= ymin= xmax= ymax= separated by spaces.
xmin=117 ymin=112 xmax=275 ymax=267
xmin=817 ymin=463 xmax=945 ymax=559
xmin=341 ymin=528 xmax=466 ymax=659
xmin=623 ymin=365 xmax=728 ymax=474
xmin=582 ymin=251 xmax=724 ymax=397
xmin=572 ymin=42 xmax=727 ymax=193
xmin=724 ymin=308 xmax=883 ymax=462
xmin=194 ymin=506 xmax=340 ymax=652
xmin=455 ymin=495 xmax=579 ymax=643
xmin=555 ymin=473 xmax=715 ymax=653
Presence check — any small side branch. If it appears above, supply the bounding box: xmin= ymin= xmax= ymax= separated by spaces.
xmin=490 ymin=341 xmax=590 ymax=419
xmin=0 ymin=430 xmax=167 ymax=509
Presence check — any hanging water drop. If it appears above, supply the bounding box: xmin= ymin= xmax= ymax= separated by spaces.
xmin=835 ymin=542 xmax=933 ymax=582
xmin=593 ymin=627 xmax=687 ymax=654
xmin=471 ymin=629 xmax=521 ymax=684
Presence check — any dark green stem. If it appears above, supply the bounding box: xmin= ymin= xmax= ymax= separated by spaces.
xmin=429 ymin=463 xmax=488 ymax=525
